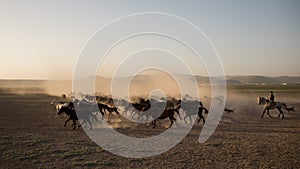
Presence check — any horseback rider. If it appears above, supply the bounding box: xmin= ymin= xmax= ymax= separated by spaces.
xmin=269 ymin=91 xmax=275 ymax=107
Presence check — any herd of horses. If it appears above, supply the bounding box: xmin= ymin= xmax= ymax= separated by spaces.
xmin=51 ymin=96 xmax=209 ymax=130
xmin=51 ymin=95 xmax=296 ymax=130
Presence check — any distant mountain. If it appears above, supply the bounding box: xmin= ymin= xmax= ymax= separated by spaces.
xmin=224 ymin=76 xmax=300 ymax=85
xmin=1 ymin=75 xmax=300 ymax=87
xmin=94 ymin=75 xmax=300 ymax=85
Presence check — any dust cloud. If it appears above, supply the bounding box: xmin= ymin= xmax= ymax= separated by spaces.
xmin=1 ymin=77 xmax=299 ymax=125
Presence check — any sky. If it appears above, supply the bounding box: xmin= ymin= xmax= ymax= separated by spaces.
xmin=0 ymin=0 xmax=300 ymax=80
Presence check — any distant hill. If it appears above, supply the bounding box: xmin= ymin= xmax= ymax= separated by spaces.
xmin=224 ymin=76 xmax=300 ymax=85
xmin=1 ymin=75 xmax=300 ymax=89
xmin=183 ymin=75 xmax=300 ymax=85
xmin=95 ymin=75 xmax=300 ymax=85
xmin=68 ymin=75 xmax=300 ymax=85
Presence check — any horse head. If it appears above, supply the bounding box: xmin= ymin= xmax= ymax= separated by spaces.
xmin=257 ymin=97 xmax=263 ymax=105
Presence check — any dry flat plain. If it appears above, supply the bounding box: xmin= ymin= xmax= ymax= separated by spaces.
xmin=0 ymin=84 xmax=300 ymax=169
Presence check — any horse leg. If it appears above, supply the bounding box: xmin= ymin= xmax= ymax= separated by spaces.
xmin=64 ymin=118 xmax=71 ymax=128
xmin=172 ymin=116 xmax=177 ymax=126
xmin=168 ymin=117 xmax=174 ymax=128
xmin=92 ymin=114 xmax=97 ymax=122
xmin=72 ymin=119 xmax=76 ymax=130
xmin=80 ymin=119 xmax=87 ymax=129
xmin=122 ymin=110 xmax=128 ymax=117
xmin=100 ymin=110 xmax=104 ymax=120
xmin=189 ymin=115 xmax=192 ymax=124
xmin=277 ymin=108 xmax=284 ymax=119
xmin=184 ymin=115 xmax=188 ymax=124
xmin=88 ymin=120 xmax=92 ymax=129
xmin=261 ymin=109 xmax=266 ymax=119
xmin=281 ymin=109 xmax=284 ymax=119
xmin=115 ymin=111 xmax=120 ymax=118
xmin=109 ymin=110 xmax=114 ymax=117
xmin=77 ymin=122 xmax=82 ymax=128
xmin=131 ymin=111 xmax=137 ymax=119
xmin=137 ymin=113 xmax=143 ymax=122
xmin=151 ymin=120 xmax=156 ymax=128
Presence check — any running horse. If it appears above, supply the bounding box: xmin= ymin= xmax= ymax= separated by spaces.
xmin=257 ymin=97 xmax=287 ymax=119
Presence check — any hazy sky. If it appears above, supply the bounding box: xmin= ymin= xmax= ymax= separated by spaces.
xmin=1 ymin=0 xmax=300 ymax=80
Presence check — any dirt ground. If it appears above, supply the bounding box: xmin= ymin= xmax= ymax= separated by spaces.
xmin=0 ymin=88 xmax=299 ymax=169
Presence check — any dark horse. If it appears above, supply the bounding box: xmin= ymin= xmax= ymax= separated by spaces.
xmin=98 ymin=103 xmax=120 ymax=117
xmin=58 ymin=102 xmax=81 ymax=130
xmin=124 ymin=98 xmax=151 ymax=120
xmin=151 ymin=107 xmax=181 ymax=129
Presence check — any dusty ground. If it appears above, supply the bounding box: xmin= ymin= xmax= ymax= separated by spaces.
xmin=0 ymin=87 xmax=300 ymax=169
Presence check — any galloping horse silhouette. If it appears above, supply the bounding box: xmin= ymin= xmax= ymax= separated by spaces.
xmin=257 ymin=97 xmax=287 ymax=119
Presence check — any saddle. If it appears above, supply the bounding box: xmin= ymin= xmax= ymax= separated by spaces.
xmin=268 ymin=102 xmax=276 ymax=108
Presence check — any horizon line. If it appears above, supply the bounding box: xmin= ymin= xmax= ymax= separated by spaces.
xmin=1 ymin=74 xmax=300 ymax=81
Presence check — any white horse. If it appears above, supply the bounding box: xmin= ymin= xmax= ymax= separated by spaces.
xmin=50 ymin=99 xmax=68 ymax=113
xmin=257 ymin=97 xmax=287 ymax=119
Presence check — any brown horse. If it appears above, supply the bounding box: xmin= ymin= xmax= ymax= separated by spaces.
xmin=58 ymin=105 xmax=81 ymax=130
xmin=151 ymin=108 xmax=181 ymax=128
xmin=98 ymin=103 xmax=120 ymax=117
xmin=124 ymin=98 xmax=151 ymax=120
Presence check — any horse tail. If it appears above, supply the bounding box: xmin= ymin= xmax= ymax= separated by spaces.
xmin=282 ymin=103 xmax=287 ymax=109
